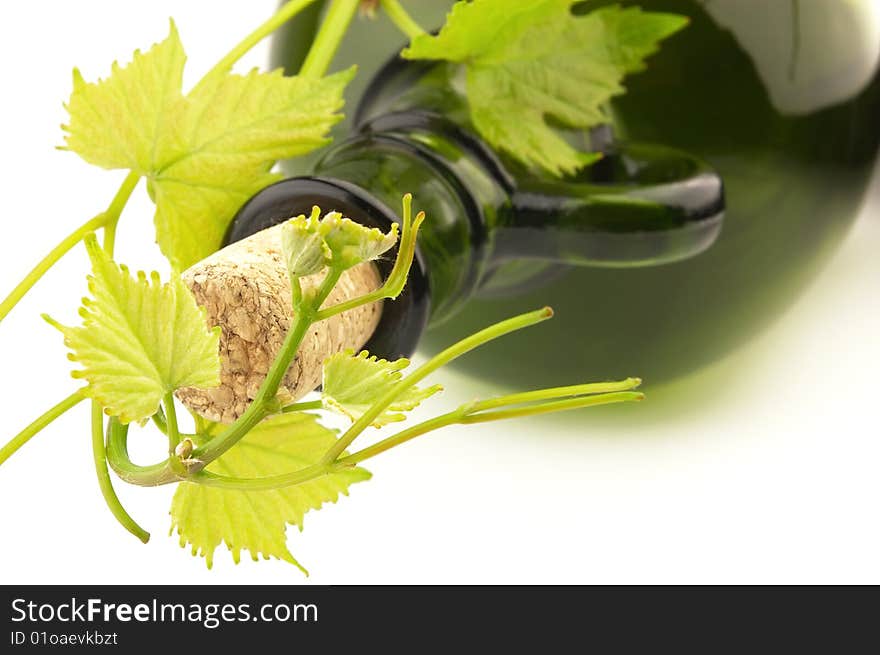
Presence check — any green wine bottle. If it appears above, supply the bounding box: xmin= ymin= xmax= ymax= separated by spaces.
xmin=266 ymin=0 xmax=880 ymax=401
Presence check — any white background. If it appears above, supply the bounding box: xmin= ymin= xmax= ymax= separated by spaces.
xmin=0 ymin=1 xmax=877 ymax=584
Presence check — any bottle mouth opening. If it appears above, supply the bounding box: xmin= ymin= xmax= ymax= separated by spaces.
xmin=224 ymin=175 xmax=431 ymax=360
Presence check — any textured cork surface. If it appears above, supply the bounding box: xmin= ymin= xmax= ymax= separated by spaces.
xmin=176 ymin=224 xmax=383 ymax=423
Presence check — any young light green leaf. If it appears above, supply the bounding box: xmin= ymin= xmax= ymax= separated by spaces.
xmin=62 ymin=20 xmax=187 ymax=172
xmin=321 ymin=213 xmax=399 ymax=270
xmin=280 ymin=206 xmax=399 ymax=277
xmin=44 ymin=234 xmax=220 ymax=424
xmin=170 ymin=412 xmax=371 ymax=571
xmin=281 ymin=207 xmax=332 ymax=278
xmin=403 ymin=1 xmax=688 ymax=176
xmin=322 ymin=350 xmax=442 ymax=427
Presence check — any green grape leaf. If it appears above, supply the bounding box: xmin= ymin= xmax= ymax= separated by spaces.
xmin=62 ymin=20 xmax=187 ymax=172
xmin=148 ymin=168 xmax=281 ymax=273
xmin=62 ymin=22 xmax=355 ymax=271
xmin=321 ymin=212 xmax=399 ymax=270
xmin=44 ymin=234 xmax=220 ymax=424
xmin=281 ymin=206 xmax=399 ymax=277
xmin=322 ymin=350 xmax=442 ymax=427
xmin=170 ymin=412 xmax=371 ymax=571
xmin=175 ymin=68 xmax=354 ymax=173
xmin=403 ymin=1 xmax=688 ymax=176
xmin=151 ymin=68 xmax=355 ymax=271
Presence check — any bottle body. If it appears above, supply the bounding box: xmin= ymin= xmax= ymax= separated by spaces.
xmin=270 ymin=0 xmax=880 ymax=394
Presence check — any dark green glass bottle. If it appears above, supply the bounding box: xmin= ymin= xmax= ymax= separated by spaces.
xmin=263 ymin=0 xmax=880 ymax=399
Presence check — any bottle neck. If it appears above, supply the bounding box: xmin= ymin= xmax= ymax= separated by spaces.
xmin=312 ymin=112 xmax=509 ymax=326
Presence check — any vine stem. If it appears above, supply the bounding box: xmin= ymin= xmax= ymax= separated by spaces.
xmin=151 ymin=407 xmax=168 ymax=435
xmin=164 ymin=394 xmax=182 ymax=453
xmin=338 ymin=411 xmax=459 ymax=467
xmin=0 ymin=390 xmax=86 ymax=466
xmin=300 ymin=0 xmax=360 ymax=78
xmin=0 ymin=214 xmax=104 ymax=323
xmin=321 ymin=307 xmax=555 ymax=464
xmin=467 ymin=378 xmax=642 ymax=413
xmin=164 ymin=393 xmax=189 ymax=477
xmin=101 ymin=171 xmax=139 ymax=257
xmin=0 ymin=171 xmax=139 ymax=324
xmin=380 ymin=0 xmax=426 ymax=40
xmin=91 ymin=402 xmax=150 ymax=543
xmin=192 ymin=463 xmax=334 ymax=491
xmin=106 ymin=419 xmax=177 ymax=486
xmin=194 ymin=0 xmax=321 ymax=94
xmin=282 ymin=400 xmax=324 ymax=413
xmin=339 ymin=392 xmax=644 ymax=467
xmin=459 ymin=391 xmax=644 ymax=424
xmin=187 ymin=386 xmax=644 ymax=491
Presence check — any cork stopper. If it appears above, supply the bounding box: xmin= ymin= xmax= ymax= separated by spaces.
xmin=176 ymin=223 xmax=383 ymax=423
